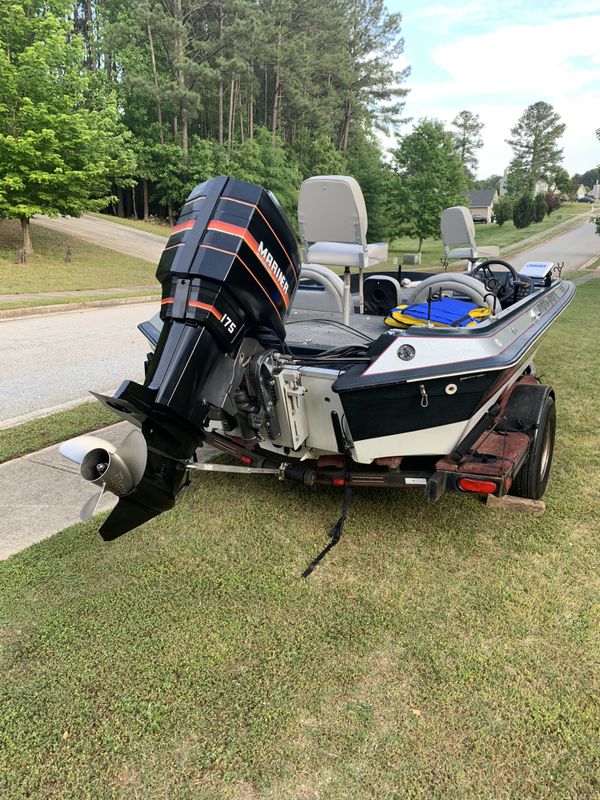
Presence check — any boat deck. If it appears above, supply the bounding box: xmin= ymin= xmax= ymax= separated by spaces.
xmin=284 ymin=308 xmax=389 ymax=349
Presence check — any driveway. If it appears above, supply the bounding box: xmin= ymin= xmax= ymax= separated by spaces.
xmin=33 ymin=214 xmax=166 ymax=263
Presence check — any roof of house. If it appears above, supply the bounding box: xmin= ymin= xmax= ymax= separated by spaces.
xmin=467 ymin=189 xmax=498 ymax=208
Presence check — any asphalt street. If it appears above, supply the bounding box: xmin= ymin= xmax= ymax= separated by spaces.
xmin=509 ymin=218 xmax=599 ymax=271
xmin=0 ymin=304 xmax=152 ymax=426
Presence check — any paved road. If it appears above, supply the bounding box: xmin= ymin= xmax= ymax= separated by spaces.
xmin=510 ymin=219 xmax=599 ymax=271
xmin=33 ymin=214 xmax=166 ymax=262
xmin=0 ymin=304 xmax=152 ymax=426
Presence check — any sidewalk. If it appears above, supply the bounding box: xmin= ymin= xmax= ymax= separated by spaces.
xmin=0 ymin=422 xmax=217 ymax=560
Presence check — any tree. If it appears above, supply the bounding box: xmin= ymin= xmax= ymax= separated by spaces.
xmin=533 ymin=193 xmax=547 ymax=223
xmin=493 ymin=196 xmax=513 ymax=226
xmin=0 ymin=2 xmax=127 ymax=252
xmin=451 ymin=110 xmax=484 ymax=181
xmin=390 ymin=119 xmax=467 ymax=252
xmin=553 ymin=166 xmax=571 ymax=195
xmin=346 ymin=130 xmax=395 ymax=242
xmin=544 ymin=192 xmax=561 ymax=216
xmin=473 ymin=174 xmax=501 ymax=191
xmin=513 ymin=195 xmax=535 ymax=229
xmin=336 ymin=0 xmax=409 ymax=150
xmin=505 ymin=102 xmax=566 ymax=194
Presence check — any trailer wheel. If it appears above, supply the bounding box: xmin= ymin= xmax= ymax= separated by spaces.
xmin=510 ymin=395 xmax=556 ymax=500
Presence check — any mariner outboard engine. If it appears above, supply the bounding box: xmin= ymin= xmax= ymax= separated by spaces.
xmin=88 ymin=176 xmax=300 ymax=539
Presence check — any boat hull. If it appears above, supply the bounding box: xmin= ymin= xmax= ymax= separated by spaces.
xmin=332 ymin=280 xmax=575 ymax=462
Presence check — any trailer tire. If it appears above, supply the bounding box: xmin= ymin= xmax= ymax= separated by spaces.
xmin=510 ymin=394 xmax=556 ymax=500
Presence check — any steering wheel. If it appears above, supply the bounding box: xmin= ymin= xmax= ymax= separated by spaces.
xmin=471 ymin=259 xmax=523 ymax=305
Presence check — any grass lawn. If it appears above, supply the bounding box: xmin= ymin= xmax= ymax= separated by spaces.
xmin=88 ymin=212 xmax=171 ymax=237
xmin=1 ymin=280 xmax=599 ymax=799
xmin=0 ymin=291 xmax=158 ymax=313
xmin=0 ymin=401 xmax=120 ymax=464
xmin=387 ymin=203 xmax=588 ymax=269
xmin=0 ymin=220 xmax=156 ymax=295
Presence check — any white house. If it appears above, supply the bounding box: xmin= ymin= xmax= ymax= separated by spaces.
xmin=467 ymin=189 xmax=500 ymax=223
xmin=576 ymin=184 xmax=587 ymax=199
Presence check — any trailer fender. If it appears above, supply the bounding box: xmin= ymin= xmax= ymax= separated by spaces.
xmin=501 ymin=383 xmax=555 ymax=434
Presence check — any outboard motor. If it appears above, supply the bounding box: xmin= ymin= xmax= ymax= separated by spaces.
xmin=85 ymin=177 xmax=299 ymax=539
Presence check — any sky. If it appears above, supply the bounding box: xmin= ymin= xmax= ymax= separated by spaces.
xmin=385 ymin=0 xmax=600 ymax=179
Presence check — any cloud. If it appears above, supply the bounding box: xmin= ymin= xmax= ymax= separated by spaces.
xmin=395 ymin=13 xmax=600 ymax=175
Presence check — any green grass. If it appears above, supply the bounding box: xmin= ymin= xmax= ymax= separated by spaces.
xmin=88 ymin=212 xmax=171 ymax=237
xmin=0 ymin=401 xmax=119 ymax=464
xmin=1 ymin=281 xmax=600 ymax=799
xmin=387 ymin=203 xmax=588 ymax=269
xmin=0 ymin=220 xmax=156 ymax=294
xmin=0 ymin=290 xmax=158 ymax=313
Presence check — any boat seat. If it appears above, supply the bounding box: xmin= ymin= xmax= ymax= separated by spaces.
xmin=293 ymin=264 xmax=352 ymax=314
xmin=306 ymin=241 xmax=388 ymax=268
xmin=298 ymin=175 xmax=388 ymax=320
xmin=441 ymin=206 xmax=500 ymax=264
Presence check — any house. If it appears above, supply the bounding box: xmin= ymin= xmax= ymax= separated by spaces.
xmin=467 ymin=188 xmax=500 ymax=223
xmin=576 ymin=184 xmax=587 ymax=199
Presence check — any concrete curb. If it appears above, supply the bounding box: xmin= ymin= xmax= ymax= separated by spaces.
xmin=0 ymin=294 xmax=158 ymax=320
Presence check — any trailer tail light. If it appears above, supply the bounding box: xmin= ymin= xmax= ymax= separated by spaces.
xmin=458 ymin=478 xmax=497 ymax=494
xmin=332 ymin=478 xmax=345 ymax=487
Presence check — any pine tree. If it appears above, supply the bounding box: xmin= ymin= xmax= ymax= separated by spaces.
xmin=493 ymin=196 xmax=513 ymax=227
xmin=506 ymin=102 xmax=566 ymax=194
xmin=533 ymin=193 xmax=547 ymax=223
xmin=513 ymin=195 xmax=535 ymax=229
xmin=451 ymin=110 xmax=484 ymax=181
xmin=336 ymin=0 xmax=409 ymax=150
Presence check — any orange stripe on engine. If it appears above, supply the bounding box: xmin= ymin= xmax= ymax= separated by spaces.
xmin=206 ymin=220 xmax=289 ymax=307
xmin=200 ymin=243 xmax=282 ymax=319
xmin=188 ymin=300 xmax=222 ymax=321
xmin=161 ymin=298 xmax=174 ymax=304
xmin=171 ymin=220 xmax=195 ymax=235
xmin=221 ymin=195 xmax=298 ymax=277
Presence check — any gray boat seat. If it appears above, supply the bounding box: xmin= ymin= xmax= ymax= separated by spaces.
xmin=441 ymin=206 xmax=499 ymax=263
xmin=298 ymin=175 xmax=388 ymax=269
xmin=293 ymin=263 xmax=351 ymax=314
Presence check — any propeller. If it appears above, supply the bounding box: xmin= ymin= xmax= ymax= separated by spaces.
xmin=59 ymin=429 xmax=148 ymax=521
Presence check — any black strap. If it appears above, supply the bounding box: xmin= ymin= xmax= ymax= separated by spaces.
xmin=302 ymin=482 xmax=352 ymax=578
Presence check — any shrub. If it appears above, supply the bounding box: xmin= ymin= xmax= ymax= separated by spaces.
xmin=534 ymin=193 xmax=547 ymax=222
xmin=545 ymin=192 xmax=561 ymax=216
xmin=493 ymin=196 xmax=514 ymax=226
xmin=513 ymin=194 xmax=535 ymax=228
